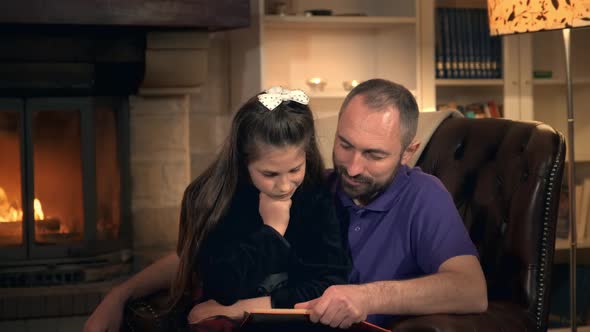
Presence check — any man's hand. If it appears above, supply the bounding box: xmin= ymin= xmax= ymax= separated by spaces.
xmin=259 ymin=192 xmax=292 ymax=235
xmin=295 ymin=284 xmax=370 ymax=329
xmin=187 ymin=300 xmax=244 ymax=324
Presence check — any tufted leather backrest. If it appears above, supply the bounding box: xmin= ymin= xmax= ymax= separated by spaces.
xmin=415 ymin=117 xmax=565 ymax=331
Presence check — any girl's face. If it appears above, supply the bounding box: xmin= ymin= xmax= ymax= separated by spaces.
xmin=247 ymin=143 xmax=306 ymax=200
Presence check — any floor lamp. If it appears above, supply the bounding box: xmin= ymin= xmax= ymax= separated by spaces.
xmin=487 ymin=1 xmax=590 ymax=331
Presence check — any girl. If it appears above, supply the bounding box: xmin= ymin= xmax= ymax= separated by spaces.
xmin=178 ymin=86 xmax=350 ymax=321
xmin=84 ymin=87 xmax=350 ymax=331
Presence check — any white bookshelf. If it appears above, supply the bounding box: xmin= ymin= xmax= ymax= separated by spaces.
xmin=230 ymin=0 xmax=420 ymax=114
xmin=517 ymin=27 xmax=590 ymax=166
xmin=420 ymin=0 xmax=517 ymax=117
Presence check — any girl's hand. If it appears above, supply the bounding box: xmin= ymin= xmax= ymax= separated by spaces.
xmin=188 ymin=299 xmax=244 ymax=324
xmin=258 ymin=192 xmax=292 ymax=236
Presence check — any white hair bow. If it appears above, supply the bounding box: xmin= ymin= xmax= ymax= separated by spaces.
xmin=257 ymin=86 xmax=309 ymax=111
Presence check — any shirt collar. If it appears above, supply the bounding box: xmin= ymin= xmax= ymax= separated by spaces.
xmin=336 ymin=164 xmax=411 ymax=212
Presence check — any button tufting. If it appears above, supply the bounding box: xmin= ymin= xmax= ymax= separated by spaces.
xmin=453 ymin=141 xmax=465 ymax=160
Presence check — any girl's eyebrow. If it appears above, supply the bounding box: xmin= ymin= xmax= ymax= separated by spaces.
xmin=289 ymin=162 xmax=305 ymax=171
xmin=260 ymin=161 xmax=305 ymax=173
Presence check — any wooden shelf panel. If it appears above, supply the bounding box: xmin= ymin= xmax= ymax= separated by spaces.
xmin=565 ymin=152 xmax=590 ymax=163
xmin=264 ymin=15 xmax=416 ymax=29
xmin=436 ymin=0 xmax=488 ymax=8
xmin=555 ymin=238 xmax=590 ymax=251
xmin=533 ymin=78 xmax=590 ymax=85
xmin=435 ymin=79 xmax=504 ymax=87
xmin=549 ymin=325 xmax=590 ymax=332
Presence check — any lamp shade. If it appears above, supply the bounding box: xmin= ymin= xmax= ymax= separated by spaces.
xmin=487 ymin=0 xmax=590 ymax=35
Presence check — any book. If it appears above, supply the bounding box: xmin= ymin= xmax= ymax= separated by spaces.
xmin=435 ymin=8 xmax=446 ymax=78
xmin=556 ymin=184 xmax=570 ymax=239
xmin=548 ymin=264 xmax=590 ymax=328
xmin=579 ymin=178 xmax=590 ymax=241
xmin=576 ymin=183 xmax=584 ymax=239
xmin=241 ymin=309 xmax=389 ymax=332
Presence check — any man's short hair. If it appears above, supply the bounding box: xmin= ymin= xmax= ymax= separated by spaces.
xmin=340 ymin=79 xmax=419 ymax=149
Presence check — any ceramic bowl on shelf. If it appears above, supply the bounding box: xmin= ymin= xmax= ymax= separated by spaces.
xmin=304 ymin=9 xmax=333 ymax=16
xmin=342 ymin=80 xmax=360 ymax=91
xmin=306 ymin=77 xmax=327 ymax=92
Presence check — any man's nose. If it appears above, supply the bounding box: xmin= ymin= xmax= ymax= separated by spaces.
xmin=346 ymin=152 xmax=364 ymax=177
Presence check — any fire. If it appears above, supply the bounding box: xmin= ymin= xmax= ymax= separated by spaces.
xmin=0 ymin=187 xmax=45 ymax=222
xmin=33 ymin=198 xmax=44 ymax=220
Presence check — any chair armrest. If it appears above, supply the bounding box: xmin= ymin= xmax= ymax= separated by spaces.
xmin=122 ymin=291 xmax=189 ymax=332
xmin=389 ymin=302 xmax=534 ymax=332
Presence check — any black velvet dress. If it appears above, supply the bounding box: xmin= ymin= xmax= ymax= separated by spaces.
xmin=198 ymin=183 xmax=351 ymax=309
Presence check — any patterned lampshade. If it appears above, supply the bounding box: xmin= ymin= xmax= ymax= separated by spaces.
xmin=487 ymin=0 xmax=590 ymax=35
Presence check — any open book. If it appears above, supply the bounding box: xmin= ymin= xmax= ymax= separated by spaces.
xmin=241 ymin=308 xmax=389 ymax=332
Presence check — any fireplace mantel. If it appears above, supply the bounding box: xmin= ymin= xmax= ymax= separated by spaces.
xmin=0 ymin=0 xmax=249 ymax=30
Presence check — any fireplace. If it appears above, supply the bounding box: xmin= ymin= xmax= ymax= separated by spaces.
xmin=0 ymin=23 xmax=144 ymax=292
xmin=0 ymin=97 xmax=130 ymax=265
xmin=0 ymin=0 xmax=249 ymax=321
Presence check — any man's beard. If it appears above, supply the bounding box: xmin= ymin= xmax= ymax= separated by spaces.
xmin=335 ymin=163 xmax=398 ymax=205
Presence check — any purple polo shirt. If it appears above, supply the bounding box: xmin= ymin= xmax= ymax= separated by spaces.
xmin=332 ymin=165 xmax=478 ymax=327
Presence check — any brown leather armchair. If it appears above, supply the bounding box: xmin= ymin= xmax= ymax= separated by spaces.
xmin=391 ymin=117 xmax=565 ymax=332
xmin=123 ymin=117 xmax=566 ymax=332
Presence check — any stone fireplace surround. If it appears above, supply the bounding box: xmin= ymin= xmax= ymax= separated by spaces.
xmin=0 ymin=0 xmax=248 ymax=321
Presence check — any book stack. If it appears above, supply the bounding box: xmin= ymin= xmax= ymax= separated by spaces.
xmin=556 ymin=178 xmax=590 ymax=242
xmin=437 ymin=100 xmax=502 ymax=118
xmin=435 ymin=8 xmax=502 ymax=79
xmin=548 ymin=264 xmax=590 ymax=328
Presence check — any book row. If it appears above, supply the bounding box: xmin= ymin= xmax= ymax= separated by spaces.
xmin=435 ymin=8 xmax=503 ymax=79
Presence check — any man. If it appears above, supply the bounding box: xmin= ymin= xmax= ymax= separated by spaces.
xmin=294 ymin=79 xmax=487 ymax=328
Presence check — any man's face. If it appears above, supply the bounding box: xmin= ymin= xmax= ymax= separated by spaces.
xmin=332 ymin=95 xmax=414 ymax=205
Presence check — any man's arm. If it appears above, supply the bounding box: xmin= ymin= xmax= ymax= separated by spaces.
xmin=296 ymin=255 xmax=487 ymax=329
xmin=365 ymin=255 xmax=487 ymax=315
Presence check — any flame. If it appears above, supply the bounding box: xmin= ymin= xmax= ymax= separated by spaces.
xmin=33 ymin=198 xmax=44 ymax=220
xmin=0 ymin=186 xmax=46 ymax=222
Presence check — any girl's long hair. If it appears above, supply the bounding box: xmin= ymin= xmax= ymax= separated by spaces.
xmin=168 ymin=94 xmax=325 ymax=308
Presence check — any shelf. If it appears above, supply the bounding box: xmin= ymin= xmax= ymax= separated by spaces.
xmin=313 ymin=111 xmax=340 ymax=120
xmin=568 ymin=153 xmax=590 ymax=163
xmin=306 ymin=89 xmax=418 ymax=99
xmin=435 ymin=79 xmax=504 ymax=87
xmin=307 ymin=90 xmax=348 ymax=99
xmin=533 ymin=78 xmax=590 ymax=85
xmin=555 ymin=238 xmax=590 ymax=251
xmin=264 ymin=15 xmax=416 ymax=29
xmin=563 ymin=152 xmax=590 ymax=163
